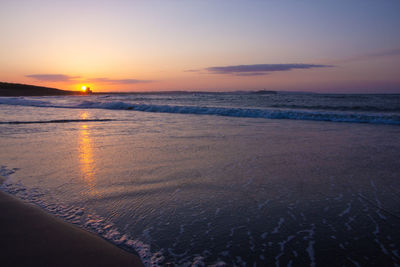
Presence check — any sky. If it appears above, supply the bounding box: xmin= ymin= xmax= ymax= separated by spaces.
xmin=1 ymin=0 xmax=400 ymax=93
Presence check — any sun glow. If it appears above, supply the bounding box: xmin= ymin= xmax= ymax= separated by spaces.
xmin=81 ymin=85 xmax=87 ymax=92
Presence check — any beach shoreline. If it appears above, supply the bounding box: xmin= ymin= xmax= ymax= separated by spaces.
xmin=1 ymin=93 xmax=400 ymax=265
xmin=0 ymin=190 xmax=143 ymax=267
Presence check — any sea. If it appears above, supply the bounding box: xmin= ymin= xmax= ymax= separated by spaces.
xmin=0 ymin=92 xmax=400 ymax=266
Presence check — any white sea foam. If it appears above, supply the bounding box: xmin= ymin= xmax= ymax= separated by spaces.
xmin=347 ymin=257 xmax=361 ymax=267
xmin=0 ymin=166 xmax=160 ymax=266
xmin=339 ymin=202 xmax=352 ymax=217
xmin=334 ymin=193 xmax=343 ymax=201
xmin=1 ymin=96 xmax=399 ymax=125
xmin=261 ymin=232 xmax=268 ymax=239
xmin=272 ymin=218 xmax=285 ymax=234
xmin=0 ymin=165 xmax=19 ymax=178
xmin=298 ymin=224 xmax=316 ymax=267
xmin=215 ymin=208 xmax=220 ymax=215
xmin=257 ymin=199 xmax=270 ymax=210
xmin=275 ymin=235 xmax=295 ymax=267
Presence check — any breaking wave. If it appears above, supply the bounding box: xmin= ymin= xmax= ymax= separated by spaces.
xmin=1 ymin=97 xmax=399 ymax=125
xmin=269 ymin=104 xmax=400 ymax=112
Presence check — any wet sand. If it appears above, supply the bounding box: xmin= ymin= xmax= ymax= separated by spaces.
xmin=0 ymin=191 xmax=143 ymax=267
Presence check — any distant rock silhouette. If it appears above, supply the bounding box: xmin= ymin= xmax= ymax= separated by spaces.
xmin=83 ymin=86 xmax=93 ymax=94
xmin=252 ymin=90 xmax=277 ymax=95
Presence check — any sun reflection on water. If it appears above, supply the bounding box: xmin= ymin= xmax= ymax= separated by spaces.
xmin=80 ymin=112 xmax=89 ymax=120
xmin=79 ymin=123 xmax=98 ymax=196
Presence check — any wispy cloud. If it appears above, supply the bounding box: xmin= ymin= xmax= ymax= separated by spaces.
xmin=26 ymin=74 xmax=80 ymax=82
xmin=366 ymin=48 xmax=400 ymax=58
xmin=89 ymin=77 xmax=153 ymax=84
xmin=336 ymin=48 xmax=400 ymax=63
xmin=184 ymin=69 xmax=200 ymax=72
xmin=26 ymin=74 xmax=153 ymax=84
xmin=203 ymin=64 xmax=332 ymax=76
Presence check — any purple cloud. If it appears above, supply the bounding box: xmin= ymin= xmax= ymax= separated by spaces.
xmin=26 ymin=74 xmax=80 ymax=82
xmin=89 ymin=77 xmax=153 ymax=84
xmin=184 ymin=69 xmax=200 ymax=73
xmin=205 ymin=64 xmax=332 ymax=76
xmin=233 ymin=72 xmax=270 ymax=76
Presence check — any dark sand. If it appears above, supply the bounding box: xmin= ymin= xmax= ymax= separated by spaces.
xmin=0 ymin=191 xmax=143 ymax=267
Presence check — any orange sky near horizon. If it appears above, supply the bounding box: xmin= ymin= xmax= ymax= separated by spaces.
xmin=1 ymin=0 xmax=399 ymax=93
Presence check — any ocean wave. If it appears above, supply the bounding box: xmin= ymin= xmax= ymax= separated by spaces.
xmin=71 ymin=101 xmax=400 ymax=125
xmin=269 ymin=104 xmax=400 ymax=112
xmin=0 ymin=97 xmax=51 ymax=107
xmin=1 ymin=97 xmax=399 ymax=125
xmin=0 ymin=119 xmax=114 ymax=124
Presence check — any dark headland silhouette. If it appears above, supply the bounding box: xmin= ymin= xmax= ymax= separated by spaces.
xmin=1 ymin=81 xmax=284 ymax=96
xmin=0 ymin=82 xmax=88 ymax=96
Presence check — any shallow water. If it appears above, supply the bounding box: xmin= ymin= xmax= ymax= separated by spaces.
xmin=1 ymin=93 xmax=400 ymax=125
xmin=1 ymin=94 xmax=400 ymax=266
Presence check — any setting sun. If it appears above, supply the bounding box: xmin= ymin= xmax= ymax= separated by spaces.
xmin=81 ymin=85 xmax=87 ymax=92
